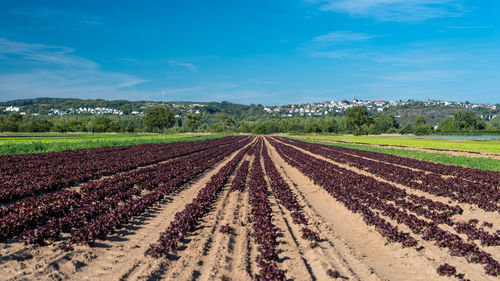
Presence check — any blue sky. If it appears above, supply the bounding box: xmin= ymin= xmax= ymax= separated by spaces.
xmin=0 ymin=0 xmax=499 ymax=105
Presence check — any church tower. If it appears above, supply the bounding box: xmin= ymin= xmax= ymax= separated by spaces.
xmin=352 ymin=94 xmax=356 ymax=104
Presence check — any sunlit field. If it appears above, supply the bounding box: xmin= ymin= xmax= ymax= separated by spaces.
xmin=0 ymin=133 xmax=223 ymax=155
xmin=299 ymin=135 xmax=500 ymax=154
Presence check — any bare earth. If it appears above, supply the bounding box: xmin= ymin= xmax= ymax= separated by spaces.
xmin=1 ymin=136 xmax=499 ymax=280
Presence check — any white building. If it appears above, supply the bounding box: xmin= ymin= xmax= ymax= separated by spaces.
xmin=5 ymin=106 xmax=20 ymax=112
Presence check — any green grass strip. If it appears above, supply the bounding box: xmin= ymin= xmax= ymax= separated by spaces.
xmin=286 ymin=136 xmax=500 ymax=172
xmin=0 ymin=134 xmax=227 ymax=155
xmin=299 ymin=135 xmax=500 ymax=154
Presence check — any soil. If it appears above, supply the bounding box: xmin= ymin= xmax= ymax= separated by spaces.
xmin=1 ymin=136 xmax=499 ymax=280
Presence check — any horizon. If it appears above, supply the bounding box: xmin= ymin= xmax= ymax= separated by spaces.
xmin=2 ymin=96 xmax=498 ymax=108
xmin=1 ymin=1 xmax=500 ymax=104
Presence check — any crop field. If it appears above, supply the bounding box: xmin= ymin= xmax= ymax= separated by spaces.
xmin=290 ymin=136 xmax=500 ymax=172
xmin=0 ymin=133 xmax=222 ymax=155
xmin=300 ymin=135 xmax=500 ymax=154
xmin=1 ymin=136 xmax=500 ymax=280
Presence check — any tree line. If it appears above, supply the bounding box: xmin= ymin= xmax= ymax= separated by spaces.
xmin=0 ymin=106 xmax=497 ymax=135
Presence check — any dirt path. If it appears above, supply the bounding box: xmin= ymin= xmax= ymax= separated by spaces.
xmin=264 ymin=139 xmax=383 ymax=280
xmin=147 ymin=166 xmax=250 ymax=281
xmin=114 ymin=147 xmax=256 ymax=281
xmin=297 ymin=136 xmax=500 ymax=160
xmin=196 ymin=155 xmax=254 ymax=281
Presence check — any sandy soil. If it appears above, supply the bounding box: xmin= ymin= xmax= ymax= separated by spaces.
xmin=1 ymin=136 xmax=499 ymax=280
xmin=269 ymin=137 xmax=500 ymax=280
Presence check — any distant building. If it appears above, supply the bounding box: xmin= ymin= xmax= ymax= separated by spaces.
xmin=5 ymin=106 xmax=20 ymax=112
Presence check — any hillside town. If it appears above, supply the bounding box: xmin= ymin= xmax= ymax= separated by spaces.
xmin=2 ymin=96 xmax=498 ymax=120
xmin=263 ymin=96 xmax=497 ymax=119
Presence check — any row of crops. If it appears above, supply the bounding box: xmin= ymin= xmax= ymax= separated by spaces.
xmin=1 ymin=135 xmax=499 ymax=280
xmin=0 ymin=136 xmax=250 ymax=246
xmin=270 ymin=136 xmax=500 ymax=277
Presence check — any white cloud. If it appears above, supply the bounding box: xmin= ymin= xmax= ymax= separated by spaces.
xmin=0 ymin=38 xmax=147 ymax=101
xmin=305 ymin=0 xmax=465 ymax=22
xmin=314 ymin=31 xmax=374 ymax=43
xmin=0 ymin=38 xmax=98 ymax=69
xmin=309 ymin=50 xmax=359 ymax=58
xmin=168 ymin=60 xmax=197 ymax=71
xmin=303 ymin=31 xmax=374 ymax=59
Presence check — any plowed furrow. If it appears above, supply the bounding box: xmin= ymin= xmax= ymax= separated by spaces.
xmin=265 ymin=138 xmax=382 ymax=281
xmin=266 ymin=138 xmax=452 ymax=280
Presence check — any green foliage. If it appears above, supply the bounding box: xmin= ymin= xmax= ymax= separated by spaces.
xmin=210 ymin=123 xmax=224 ymax=133
xmin=415 ymin=116 xmax=427 ymax=126
xmin=369 ymin=114 xmax=399 ymax=134
xmin=252 ymin=122 xmax=270 ymax=134
xmin=413 ymin=115 xmax=433 ymax=135
xmin=22 ymin=119 xmax=53 ymax=132
xmin=6 ymin=112 xmax=23 ymax=123
xmin=301 ymin=135 xmax=500 ymax=153
xmin=489 ymin=116 xmax=500 ymax=130
xmin=345 ymin=106 xmax=372 ymax=135
xmin=320 ymin=117 xmax=338 ymax=133
xmin=400 ymin=123 xmax=414 ymax=134
xmin=438 ymin=110 xmax=487 ymax=132
xmin=414 ymin=124 xmax=433 ymax=136
xmin=0 ymin=112 xmax=23 ymax=132
xmin=0 ymin=98 xmax=494 ymax=135
xmin=144 ymin=106 xmax=175 ymax=133
xmin=0 ymin=134 xmax=223 ymax=155
xmin=216 ymin=112 xmax=235 ymax=132
xmin=184 ymin=113 xmax=201 ymax=132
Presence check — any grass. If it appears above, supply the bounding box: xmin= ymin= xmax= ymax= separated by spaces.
xmin=287 ymin=136 xmax=500 ymax=172
xmin=299 ymin=135 xmax=500 ymax=154
xmin=0 ymin=133 xmax=226 ymax=155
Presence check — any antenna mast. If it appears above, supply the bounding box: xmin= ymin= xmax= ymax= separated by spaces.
xmin=162 ymin=89 xmax=165 ymax=107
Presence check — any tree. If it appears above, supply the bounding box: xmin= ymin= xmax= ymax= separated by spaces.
xmin=304 ymin=118 xmax=321 ymax=133
xmin=6 ymin=112 xmax=23 ymax=123
xmin=453 ymin=110 xmax=486 ymax=131
xmin=413 ymin=115 xmax=433 ymax=135
xmin=369 ymin=114 xmax=399 ymax=134
xmin=94 ymin=116 xmax=111 ymax=132
xmin=345 ymin=106 xmax=372 ymax=135
xmin=400 ymin=123 xmax=414 ymax=134
xmin=216 ymin=113 xmax=235 ymax=133
xmin=320 ymin=117 xmax=338 ymax=133
xmin=144 ymin=106 xmax=175 ymax=133
xmin=25 ymin=119 xmax=53 ymax=132
xmin=0 ymin=112 xmax=23 ymax=132
xmin=185 ymin=113 xmax=201 ymax=132
xmin=437 ymin=110 xmax=486 ymax=132
xmin=415 ymin=115 xmax=427 ymax=126
xmin=85 ymin=120 xmax=95 ymax=133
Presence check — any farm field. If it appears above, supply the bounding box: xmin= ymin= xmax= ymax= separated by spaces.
xmin=1 ymin=136 xmax=500 ymax=280
xmin=0 ymin=133 xmax=223 ymax=155
xmin=292 ymin=136 xmax=500 ymax=172
xmin=299 ymin=134 xmax=500 ymax=154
